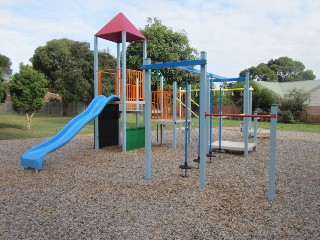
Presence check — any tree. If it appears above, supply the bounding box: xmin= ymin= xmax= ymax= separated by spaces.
xmin=240 ymin=63 xmax=277 ymax=82
xmin=0 ymin=54 xmax=12 ymax=102
xmin=240 ymin=57 xmax=316 ymax=82
xmin=229 ymin=81 xmax=278 ymax=113
xmin=31 ymin=38 xmax=103 ymax=115
xmin=126 ymin=17 xmax=198 ymax=89
xmin=9 ymin=64 xmax=48 ymax=130
xmin=278 ymin=88 xmax=310 ymax=122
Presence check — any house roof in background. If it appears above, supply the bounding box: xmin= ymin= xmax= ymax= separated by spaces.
xmin=256 ymin=80 xmax=320 ymax=96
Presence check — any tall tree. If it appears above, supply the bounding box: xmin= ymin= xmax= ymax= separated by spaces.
xmin=0 ymin=54 xmax=12 ymax=102
xmin=126 ymin=17 xmax=198 ymax=89
xmin=240 ymin=56 xmax=316 ymax=82
xmin=31 ymin=39 xmax=94 ymax=115
xmin=9 ymin=64 xmax=48 ymax=130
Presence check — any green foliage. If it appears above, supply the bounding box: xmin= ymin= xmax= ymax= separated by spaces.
xmin=278 ymin=110 xmax=295 ymax=123
xmin=240 ymin=56 xmax=316 ymax=82
xmin=240 ymin=63 xmax=277 ymax=82
xmin=0 ymin=54 xmax=13 ymax=102
xmin=9 ymin=64 xmax=48 ymax=114
xmin=30 ymin=39 xmax=117 ymax=114
xmin=127 ymin=17 xmax=198 ymax=89
xmin=228 ymin=81 xmax=278 ymax=113
xmin=9 ymin=64 xmax=48 ymax=130
xmin=278 ymin=88 xmax=310 ymax=121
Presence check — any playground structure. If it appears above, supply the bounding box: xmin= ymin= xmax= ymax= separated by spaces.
xmin=20 ymin=13 xmax=278 ymax=201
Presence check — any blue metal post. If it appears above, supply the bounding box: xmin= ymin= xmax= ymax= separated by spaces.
xmin=144 ymin=58 xmax=152 ymax=180
xmin=172 ymin=81 xmax=177 ymax=149
xmin=268 ymin=104 xmax=278 ymax=201
xmin=93 ymin=36 xmax=99 ymax=150
xmin=184 ymin=80 xmax=189 ymax=166
xmin=199 ymin=52 xmax=207 ymax=189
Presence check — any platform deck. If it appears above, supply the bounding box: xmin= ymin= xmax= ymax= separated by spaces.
xmin=211 ymin=141 xmax=256 ymax=152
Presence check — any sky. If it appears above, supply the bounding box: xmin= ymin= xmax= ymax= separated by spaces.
xmin=0 ymin=0 xmax=319 ymax=78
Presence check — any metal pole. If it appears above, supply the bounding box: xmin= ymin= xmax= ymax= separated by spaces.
xmin=254 ymin=111 xmax=258 ymax=148
xmin=172 ymin=81 xmax=177 ymax=149
xmin=218 ymin=84 xmax=223 ymax=152
xmin=243 ymin=72 xmax=250 ymax=159
xmin=144 ymin=58 xmax=152 ymax=180
xmin=199 ymin=51 xmax=207 ymax=189
xmin=184 ymin=80 xmax=189 ymax=164
xmin=268 ymin=104 xmax=278 ymax=201
xmin=121 ymin=31 xmax=127 ymax=152
xmin=93 ymin=36 xmax=99 ymax=150
xmin=160 ymin=75 xmax=164 ymax=144
xmin=136 ymin=77 xmax=139 ymax=127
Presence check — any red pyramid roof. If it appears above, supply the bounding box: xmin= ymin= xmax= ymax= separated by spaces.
xmin=95 ymin=13 xmax=146 ymax=43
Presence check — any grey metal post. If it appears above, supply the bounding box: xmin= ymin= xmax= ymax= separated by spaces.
xmin=117 ymin=43 xmax=121 ymax=145
xmin=173 ymin=81 xmax=177 ymax=149
xmin=199 ymin=51 xmax=207 ymax=189
xmin=93 ymin=36 xmax=99 ymax=149
xmin=144 ymin=58 xmax=152 ymax=180
xmin=254 ymin=111 xmax=258 ymax=148
xmin=121 ymin=31 xmax=127 ymax=152
xmin=268 ymin=104 xmax=278 ymax=201
xmin=243 ymin=72 xmax=250 ymax=159
xmin=249 ymin=86 xmax=253 ymax=129
xmin=160 ymin=75 xmax=164 ymax=144
xmin=206 ymin=76 xmax=210 ymax=153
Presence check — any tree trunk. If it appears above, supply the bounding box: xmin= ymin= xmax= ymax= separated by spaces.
xmin=25 ymin=112 xmax=35 ymax=130
xmin=62 ymin=101 xmax=69 ymax=116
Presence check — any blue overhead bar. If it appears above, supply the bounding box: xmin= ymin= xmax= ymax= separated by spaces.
xmin=177 ymin=66 xmax=226 ymax=79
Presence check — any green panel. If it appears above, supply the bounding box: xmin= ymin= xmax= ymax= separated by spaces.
xmin=126 ymin=126 xmax=145 ymax=151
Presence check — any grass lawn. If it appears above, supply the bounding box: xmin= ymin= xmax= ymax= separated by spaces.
xmin=0 ymin=113 xmax=319 ymax=141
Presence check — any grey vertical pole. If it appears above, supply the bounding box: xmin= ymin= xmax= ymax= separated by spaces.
xmin=160 ymin=75 xmax=164 ymax=144
xmin=249 ymin=86 xmax=253 ymax=129
xmin=136 ymin=77 xmax=139 ymax=127
xmin=144 ymin=58 xmax=152 ymax=180
xmin=205 ymin=76 xmax=210 ymax=153
xmin=117 ymin=43 xmax=121 ymax=94
xmin=121 ymin=31 xmax=127 ymax=152
xmin=142 ymin=39 xmax=147 ymax=127
xmin=243 ymin=72 xmax=250 ymax=159
xmin=268 ymin=104 xmax=278 ymax=201
xmin=116 ymin=43 xmax=121 ymax=145
xmin=254 ymin=111 xmax=258 ymax=148
xmin=173 ymin=81 xmax=177 ymax=149
xmin=199 ymin=51 xmax=207 ymax=189
xmin=94 ymin=36 xmax=99 ymax=149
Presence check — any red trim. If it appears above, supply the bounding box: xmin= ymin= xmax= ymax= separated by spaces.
xmin=205 ymin=113 xmax=277 ymax=119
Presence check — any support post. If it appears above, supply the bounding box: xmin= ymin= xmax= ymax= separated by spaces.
xmin=243 ymin=72 xmax=250 ymax=159
xmin=144 ymin=58 xmax=152 ymax=180
xmin=121 ymin=31 xmax=127 ymax=152
xmin=254 ymin=111 xmax=258 ymax=148
xmin=268 ymin=104 xmax=278 ymax=201
xmin=173 ymin=81 xmax=177 ymax=149
xmin=94 ymin=36 xmax=99 ymax=149
xmin=160 ymin=75 xmax=164 ymax=144
xmin=199 ymin=51 xmax=207 ymax=189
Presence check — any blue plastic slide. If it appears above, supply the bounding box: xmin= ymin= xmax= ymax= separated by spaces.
xmin=20 ymin=95 xmax=120 ymax=170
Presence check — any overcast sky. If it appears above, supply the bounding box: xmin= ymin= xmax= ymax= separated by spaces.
xmin=1 ymin=0 xmax=319 ymax=78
